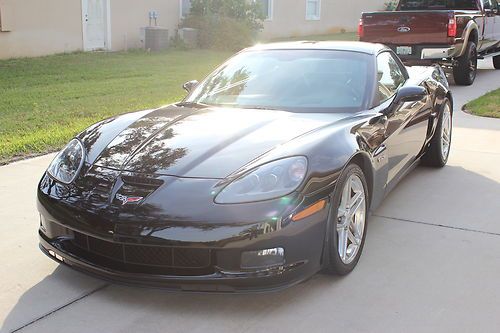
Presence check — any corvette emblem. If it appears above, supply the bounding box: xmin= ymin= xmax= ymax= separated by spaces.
xmin=115 ymin=193 xmax=144 ymax=205
xmin=397 ymin=26 xmax=411 ymax=33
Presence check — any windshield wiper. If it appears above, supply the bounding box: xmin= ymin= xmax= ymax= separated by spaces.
xmin=240 ymin=106 xmax=283 ymax=111
xmin=176 ymin=101 xmax=210 ymax=108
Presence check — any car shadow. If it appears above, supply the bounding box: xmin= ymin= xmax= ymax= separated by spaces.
xmin=2 ymin=164 xmax=499 ymax=332
xmin=0 ymin=266 xmax=107 ymax=333
xmin=1 ymin=264 xmax=340 ymax=332
xmin=374 ymin=163 xmax=500 ymax=234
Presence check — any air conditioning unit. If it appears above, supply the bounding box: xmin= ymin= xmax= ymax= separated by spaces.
xmin=179 ymin=28 xmax=198 ymax=48
xmin=142 ymin=27 xmax=169 ymax=51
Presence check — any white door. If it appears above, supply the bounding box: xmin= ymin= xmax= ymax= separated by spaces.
xmin=82 ymin=0 xmax=107 ymax=50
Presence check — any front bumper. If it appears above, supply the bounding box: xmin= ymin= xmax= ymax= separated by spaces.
xmin=37 ymin=171 xmax=330 ymax=292
xmin=39 ymin=231 xmax=315 ymax=293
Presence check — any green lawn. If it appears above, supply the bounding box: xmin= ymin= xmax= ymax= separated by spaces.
xmin=466 ymin=88 xmax=500 ymax=119
xmin=0 ymin=50 xmax=231 ymax=163
xmin=0 ymin=32 xmax=357 ymax=164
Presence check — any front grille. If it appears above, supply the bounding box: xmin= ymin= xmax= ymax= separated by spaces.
xmin=70 ymin=231 xmax=212 ymax=270
xmin=124 ymin=245 xmax=173 ymax=266
xmin=88 ymin=236 xmax=124 ymax=262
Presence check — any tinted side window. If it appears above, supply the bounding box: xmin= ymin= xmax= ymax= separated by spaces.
xmin=399 ymin=0 xmax=477 ymax=10
xmin=376 ymin=52 xmax=406 ymax=103
xmin=483 ymin=0 xmax=499 ymax=9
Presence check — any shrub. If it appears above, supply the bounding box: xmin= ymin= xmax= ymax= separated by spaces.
xmin=181 ymin=0 xmax=265 ymax=51
xmin=384 ymin=0 xmax=399 ymax=11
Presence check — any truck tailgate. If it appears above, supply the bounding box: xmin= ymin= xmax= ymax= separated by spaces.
xmin=361 ymin=11 xmax=452 ymax=45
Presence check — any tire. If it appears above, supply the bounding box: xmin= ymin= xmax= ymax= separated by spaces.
xmin=323 ymin=164 xmax=368 ymax=276
xmin=453 ymin=42 xmax=477 ymax=86
xmin=421 ymin=99 xmax=452 ymax=168
xmin=493 ymin=54 xmax=500 ymax=70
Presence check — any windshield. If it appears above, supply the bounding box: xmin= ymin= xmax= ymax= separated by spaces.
xmin=186 ymin=49 xmax=373 ymax=113
xmin=398 ymin=0 xmax=478 ymax=10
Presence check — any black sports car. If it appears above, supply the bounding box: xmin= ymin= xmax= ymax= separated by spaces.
xmin=38 ymin=42 xmax=453 ymax=292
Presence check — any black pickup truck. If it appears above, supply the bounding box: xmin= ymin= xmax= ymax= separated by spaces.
xmin=360 ymin=0 xmax=500 ymax=85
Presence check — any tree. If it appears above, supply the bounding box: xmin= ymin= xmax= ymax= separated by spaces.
xmin=182 ymin=0 xmax=265 ymax=51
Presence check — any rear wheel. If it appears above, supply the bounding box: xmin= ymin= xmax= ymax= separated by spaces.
xmin=453 ymin=42 xmax=477 ymax=86
xmin=493 ymin=54 xmax=500 ymax=69
xmin=421 ymin=99 xmax=452 ymax=168
xmin=324 ymin=164 xmax=368 ymax=275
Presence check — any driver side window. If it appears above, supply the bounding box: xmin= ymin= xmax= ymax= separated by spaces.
xmin=376 ymin=52 xmax=406 ymax=103
xmin=482 ymin=0 xmax=498 ymax=10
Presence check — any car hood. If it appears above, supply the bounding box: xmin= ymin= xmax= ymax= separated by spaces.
xmin=91 ymin=105 xmax=350 ymax=178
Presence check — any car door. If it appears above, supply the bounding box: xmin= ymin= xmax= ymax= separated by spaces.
xmin=491 ymin=0 xmax=500 ymax=44
xmin=375 ymin=52 xmax=430 ymax=186
xmin=481 ymin=0 xmax=499 ymax=50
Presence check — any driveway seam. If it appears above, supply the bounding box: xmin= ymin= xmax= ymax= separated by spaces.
xmin=452 ymin=148 xmax=500 ymax=156
xmin=373 ymin=214 xmax=500 ymax=237
xmin=11 ymin=284 xmax=109 ymax=333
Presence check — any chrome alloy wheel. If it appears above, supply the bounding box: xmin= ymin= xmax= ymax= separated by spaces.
xmin=336 ymin=174 xmax=366 ymax=265
xmin=441 ymin=103 xmax=452 ymax=160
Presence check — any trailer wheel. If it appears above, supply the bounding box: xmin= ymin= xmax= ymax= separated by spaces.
xmin=453 ymin=42 xmax=477 ymax=86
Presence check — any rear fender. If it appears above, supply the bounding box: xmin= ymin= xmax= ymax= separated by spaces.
xmin=456 ymin=20 xmax=479 ymax=57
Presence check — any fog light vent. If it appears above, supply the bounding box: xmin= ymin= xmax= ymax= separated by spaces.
xmin=241 ymin=247 xmax=285 ymax=270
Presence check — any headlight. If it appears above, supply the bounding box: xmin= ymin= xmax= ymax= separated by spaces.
xmin=215 ymin=157 xmax=308 ymax=204
xmin=47 ymin=139 xmax=85 ymax=184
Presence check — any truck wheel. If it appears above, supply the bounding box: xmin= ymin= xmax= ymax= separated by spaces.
xmin=494 ymin=54 xmax=500 ymax=70
xmin=453 ymin=42 xmax=477 ymax=86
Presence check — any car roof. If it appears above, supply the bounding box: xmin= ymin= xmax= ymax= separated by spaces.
xmin=245 ymin=41 xmax=387 ymax=55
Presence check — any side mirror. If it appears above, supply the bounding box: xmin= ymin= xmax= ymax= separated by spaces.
xmin=383 ymin=85 xmax=427 ymax=115
xmin=394 ymin=85 xmax=426 ymax=103
xmin=183 ymin=80 xmax=199 ymax=93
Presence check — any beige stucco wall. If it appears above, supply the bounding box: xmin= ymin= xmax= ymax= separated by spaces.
xmin=109 ymin=0 xmax=180 ymax=51
xmin=260 ymin=0 xmax=387 ymax=39
xmin=0 ymin=0 xmax=182 ymax=59
xmin=0 ymin=0 xmax=387 ymax=59
xmin=0 ymin=0 xmax=83 ymax=59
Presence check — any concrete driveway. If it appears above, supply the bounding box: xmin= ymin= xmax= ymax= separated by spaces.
xmin=1 ymin=60 xmax=499 ymax=333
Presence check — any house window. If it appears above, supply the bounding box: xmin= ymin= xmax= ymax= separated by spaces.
xmin=306 ymin=0 xmax=321 ymax=20
xmin=180 ymin=0 xmax=192 ymax=18
xmin=256 ymin=0 xmax=273 ymax=20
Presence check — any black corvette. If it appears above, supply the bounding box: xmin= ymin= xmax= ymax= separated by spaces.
xmin=38 ymin=42 xmax=453 ymax=292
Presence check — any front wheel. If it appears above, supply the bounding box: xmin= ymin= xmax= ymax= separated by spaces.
xmin=324 ymin=164 xmax=368 ymax=275
xmin=421 ymin=99 xmax=452 ymax=168
xmin=453 ymin=42 xmax=477 ymax=86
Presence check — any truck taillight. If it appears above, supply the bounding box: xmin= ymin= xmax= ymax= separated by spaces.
xmin=448 ymin=16 xmax=457 ymax=37
xmin=358 ymin=19 xmax=364 ymax=39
